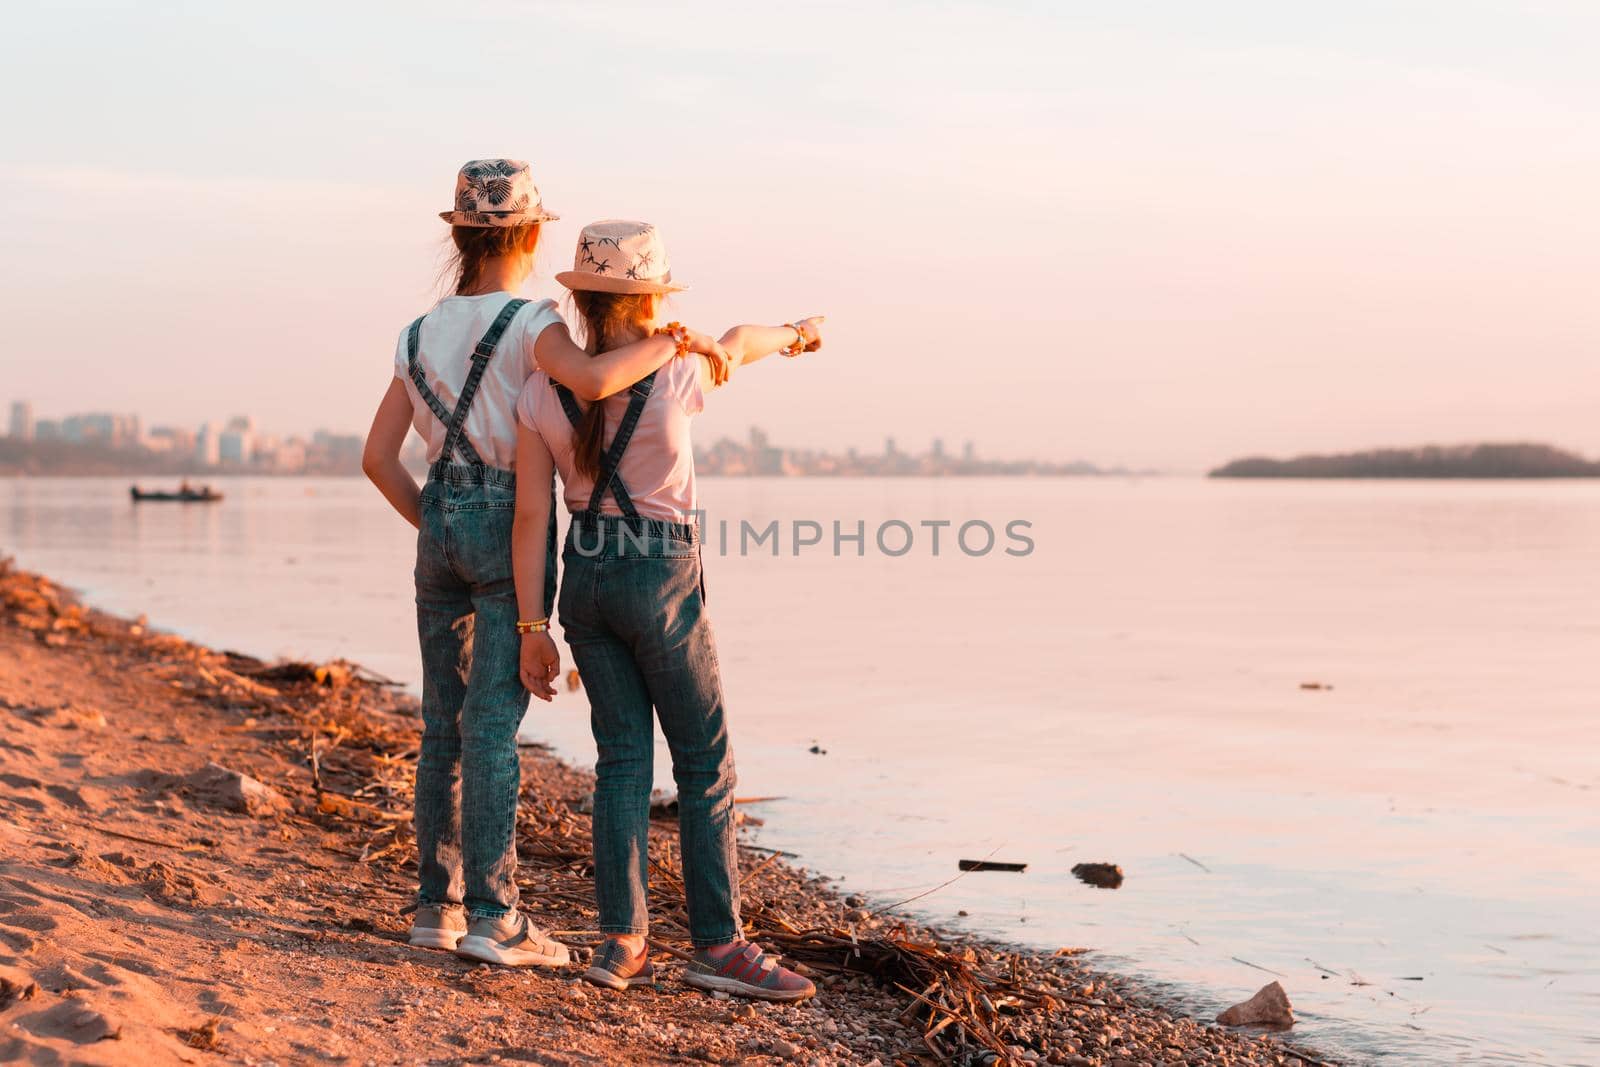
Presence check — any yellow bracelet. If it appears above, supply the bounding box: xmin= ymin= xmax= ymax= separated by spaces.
xmin=515 ymin=619 xmax=550 ymax=635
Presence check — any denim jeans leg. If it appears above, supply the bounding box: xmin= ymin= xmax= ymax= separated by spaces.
xmin=413 ymin=516 xmax=469 ymax=908
xmin=458 ymin=573 xmax=530 ymax=918
xmin=630 ymin=558 xmax=742 ymax=947
xmin=567 ymin=626 xmax=656 ymax=937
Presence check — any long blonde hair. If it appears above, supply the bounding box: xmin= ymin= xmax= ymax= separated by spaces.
xmin=566 ymin=291 xmax=660 ymax=479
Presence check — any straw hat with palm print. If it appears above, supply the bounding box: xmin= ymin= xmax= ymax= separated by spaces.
xmin=555 ymin=220 xmax=687 ymax=295
xmin=439 ymin=159 xmax=559 ymax=227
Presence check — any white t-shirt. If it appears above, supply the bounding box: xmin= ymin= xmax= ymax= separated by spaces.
xmin=516 ymin=355 xmax=710 ymax=522
xmin=392 ymin=293 xmax=563 ymax=471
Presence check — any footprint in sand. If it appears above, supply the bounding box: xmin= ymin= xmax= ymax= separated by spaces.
xmin=0 ymin=924 xmax=38 ymax=954
xmin=0 ymin=889 xmax=47 ymax=913
xmin=82 ymin=951 xmax=163 ymax=979
xmin=197 ymin=988 xmax=240 ymax=1015
xmin=0 ymin=912 xmax=57 ymax=934
xmin=52 ymin=847 xmax=134 ymax=886
xmin=0 ymin=875 xmax=43 ymax=895
xmin=45 ymin=784 xmax=112 ymax=811
xmin=11 ymin=997 xmax=123 ymax=1044
xmin=36 ymin=960 xmax=113 ymax=993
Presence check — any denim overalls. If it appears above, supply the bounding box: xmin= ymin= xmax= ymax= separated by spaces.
xmin=406 ymin=298 xmax=555 ymax=919
xmin=551 ymin=373 xmax=742 ymax=948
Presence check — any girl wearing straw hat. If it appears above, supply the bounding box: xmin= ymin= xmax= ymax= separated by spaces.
xmin=512 ymin=219 xmax=823 ymax=1000
xmin=363 ymin=163 xmax=732 ymax=967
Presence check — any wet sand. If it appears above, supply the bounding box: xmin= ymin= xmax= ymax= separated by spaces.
xmin=0 ymin=560 xmax=1333 ymax=1066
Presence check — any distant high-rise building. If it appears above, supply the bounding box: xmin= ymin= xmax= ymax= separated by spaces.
xmin=885 ymin=437 xmax=897 ymax=456
xmin=146 ymin=426 xmax=195 ymax=455
xmin=963 ymin=441 xmax=976 ymax=462
xmin=8 ymin=401 xmax=33 ymax=441
xmin=747 ymin=426 xmax=782 ymax=475
xmin=254 ymin=435 xmax=305 ymax=473
xmin=195 ymin=422 xmax=221 ymax=466
xmin=62 ymin=413 xmax=109 ymax=443
xmin=218 ymin=428 xmax=253 ymax=465
xmin=57 ymin=412 xmax=139 ymax=448
xmin=308 ymin=430 xmax=365 ymax=474
xmin=932 ymin=438 xmax=945 ymax=459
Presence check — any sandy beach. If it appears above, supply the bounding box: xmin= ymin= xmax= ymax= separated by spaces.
xmin=0 ymin=559 xmax=1331 ymax=1067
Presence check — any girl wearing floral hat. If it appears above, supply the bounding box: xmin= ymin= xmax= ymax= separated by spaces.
xmin=512 ymin=218 xmax=823 ymax=1000
xmin=362 ymin=163 xmax=731 ymax=967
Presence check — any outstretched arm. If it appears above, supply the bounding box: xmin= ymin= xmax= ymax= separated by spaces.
xmin=535 ymin=324 xmax=732 ymax=402
xmin=718 ymin=316 xmax=825 ymax=370
xmin=512 ymin=424 xmax=560 ymax=701
xmin=362 ymin=378 xmax=422 ymax=528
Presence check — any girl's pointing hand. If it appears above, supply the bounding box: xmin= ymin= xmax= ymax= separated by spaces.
xmin=793 ymin=315 xmax=825 ymax=352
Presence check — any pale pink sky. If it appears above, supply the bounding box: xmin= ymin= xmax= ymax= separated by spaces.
xmin=2 ymin=1 xmax=1597 ymax=469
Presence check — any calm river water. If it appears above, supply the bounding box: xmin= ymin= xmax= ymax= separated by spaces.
xmin=3 ymin=475 xmax=1596 ymax=1065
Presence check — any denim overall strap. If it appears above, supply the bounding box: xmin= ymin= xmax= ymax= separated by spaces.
xmin=552 ymin=382 xmax=587 ymax=432
xmin=405 ymin=317 xmax=459 ymax=439
xmin=587 ymin=373 xmax=656 ymax=517
xmin=435 ymin=298 xmax=529 ymax=466
xmin=550 ymin=370 xmax=658 ymax=519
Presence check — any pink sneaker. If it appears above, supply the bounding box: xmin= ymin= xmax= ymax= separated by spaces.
xmin=684 ymin=941 xmax=815 ymax=1002
xmin=583 ymin=938 xmax=656 ymax=991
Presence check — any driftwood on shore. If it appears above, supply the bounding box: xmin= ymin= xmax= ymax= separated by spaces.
xmin=958 ymin=860 xmax=1029 ymax=873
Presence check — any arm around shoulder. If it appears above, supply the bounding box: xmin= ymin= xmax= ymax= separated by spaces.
xmin=534 ymin=323 xmax=680 ymax=402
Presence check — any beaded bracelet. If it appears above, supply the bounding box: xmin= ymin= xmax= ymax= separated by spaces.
xmin=515 ymin=619 xmax=550 ymax=635
xmin=655 ymin=321 xmax=692 ymax=358
xmin=781 ymin=323 xmax=807 ymax=357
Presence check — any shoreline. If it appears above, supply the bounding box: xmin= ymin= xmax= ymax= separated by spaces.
xmin=0 ymin=559 xmax=1336 ymax=1066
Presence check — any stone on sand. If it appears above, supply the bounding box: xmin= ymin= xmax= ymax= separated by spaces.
xmin=1216 ymin=981 xmax=1294 ymax=1027
xmin=1071 ymin=862 xmax=1125 ymax=889
xmin=184 ymin=761 xmax=290 ymax=817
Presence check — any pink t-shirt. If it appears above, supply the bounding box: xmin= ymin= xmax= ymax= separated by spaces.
xmin=515 ymin=356 xmax=709 ymax=522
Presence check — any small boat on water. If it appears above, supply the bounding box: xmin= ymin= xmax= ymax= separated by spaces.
xmin=130 ymin=484 xmax=224 ymax=503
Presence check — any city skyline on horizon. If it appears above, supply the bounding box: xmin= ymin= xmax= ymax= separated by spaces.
xmin=1 ymin=395 xmax=1130 ymax=473
xmin=12 ymin=392 xmax=1600 ymax=476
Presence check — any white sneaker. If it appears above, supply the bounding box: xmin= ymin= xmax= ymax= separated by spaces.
xmin=407 ymin=904 xmax=467 ymax=951
xmin=454 ymin=911 xmax=570 ymax=968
